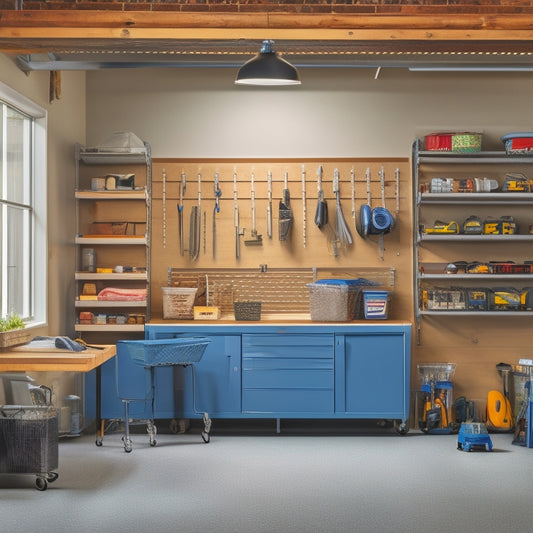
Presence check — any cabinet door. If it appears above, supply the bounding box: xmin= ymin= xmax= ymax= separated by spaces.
xmin=100 ymin=351 xmax=156 ymax=420
xmin=336 ymin=334 xmax=409 ymax=419
xmin=101 ymin=335 xmax=241 ymax=420
xmin=178 ymin=335 xmax=242 ymax=417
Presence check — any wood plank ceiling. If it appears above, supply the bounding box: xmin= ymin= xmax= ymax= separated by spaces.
xmin=2 ymin=11 xmax=533 ymax=70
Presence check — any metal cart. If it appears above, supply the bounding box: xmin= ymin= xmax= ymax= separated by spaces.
xmin=116 ymin=337 xmax=211 ymax=453
xmin=0 ymin=405 xmax=59 ymax=490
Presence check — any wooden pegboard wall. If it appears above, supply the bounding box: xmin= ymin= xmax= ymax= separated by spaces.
xmin=150 ymin=158 xmax=412 ymax=318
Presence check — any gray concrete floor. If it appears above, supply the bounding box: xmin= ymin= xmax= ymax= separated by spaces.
xmin=1 ymin=422 xmax=532 ymax=533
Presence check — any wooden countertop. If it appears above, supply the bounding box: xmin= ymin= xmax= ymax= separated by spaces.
xmin=148 ymin=316 xmax=412 ymax=326
xmin=0 ymin=344 xmax=116 ymax=373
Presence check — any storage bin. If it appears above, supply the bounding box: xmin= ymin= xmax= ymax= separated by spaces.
xmin=234 ymin=301 xmax=261 ymax=321
xmin=425 ymin=132 xmax=482 ymax=153
xmin=363 ymin=290 xmax=392 ymax=319
xmin=417 ymin=363 xmax=456 ymax=385
xmin=161 ymin=287 xmax=198 ymax=319
xmin=501 ymin=132 xmax=533 ymax=154
xmin=0 ymin=407 xmax=59 ymax=474
xmin=451 ymin=133 xmax=482 ymax=153
xmin=308 ymin=280 xmax=364 ymax=322
xmin=425 ymin=133 xmax=453 ymax=151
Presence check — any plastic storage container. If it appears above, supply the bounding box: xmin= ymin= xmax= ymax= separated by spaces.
xmin=161 ymin=287 xmax=197 ymax=319
xmin=425 ymin=132 xmax=482 ymax=153
xmin=501 ymin=132 xmax=533 ymax=154
xmin=308 ymin=279 xmax=374 ymax=322
xmin=417 ymin=363 xmax=457 ymax=435
xmin=363 ymin=290 xmax=391 ymax=319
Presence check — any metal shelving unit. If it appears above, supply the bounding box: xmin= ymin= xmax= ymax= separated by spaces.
xmin=74 ymin=141 xmax=152 ymax=338
xmin=412 ymin=139 xmax=533 ymax=342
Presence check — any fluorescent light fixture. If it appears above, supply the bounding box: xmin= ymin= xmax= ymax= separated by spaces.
xmin=235 ymin=40 xmax=301 ymax=86
xmin=409 ymin=66 xmax=533 ymax=72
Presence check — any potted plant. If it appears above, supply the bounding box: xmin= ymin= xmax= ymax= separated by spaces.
xmin=0 ymin=312 xmax=31 ymax=349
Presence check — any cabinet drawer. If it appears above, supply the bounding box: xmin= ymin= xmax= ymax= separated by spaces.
xmin=242 ymin=333 xmax=334 ymax=414
xmin=242 ymin=334 xmax=334 ymax=358
xmin=242 ymin=389 xmax=333 ymax=414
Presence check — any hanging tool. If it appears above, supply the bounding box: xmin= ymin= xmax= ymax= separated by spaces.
xmin=203 ymin=210 xmax=206 ymax=255
xmin=213 ymin=172 xmax=221 ymax=258
xmin=267 ymin=170 xmax=273 ymax=239
xmin=162 ymin=168 xmax=167 ymax=248
xmin=178 ymin=170 xmax=186 ymax=256
xmin=233 ymin=170 xmax=243 ymax=259
xmin=189 ymin=171 xmax=201 ymax=261
xmin=314 ymin=164 xmax=328 ymax=228
xmin=395 ymin=167 xmax=400 ymax=218
xmin=350 ymin=167 xmax=356 ymax=228
xmin=301 ymin=165 xmax=307 ymax=248
xmin=333 ymin=168 xmax=353 ymax=246
xmin=279 ymin=171 xmax=293 ymax=241
xmin=356 ymin=167 xmax=372 ymax=238
xmin=245 ymin=171 xmax=263 ymax=246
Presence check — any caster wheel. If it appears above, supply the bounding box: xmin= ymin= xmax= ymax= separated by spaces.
xmin=150 ymin=439 xmax=157 ymax=447
xmin=35 ymin=477 xmax=48 ymax=491
xmin=95 ymin=439 xmax=103 ymax=447
xmin=203 ymin=413 xmax=212 ymax=433
xmin=169 ymin=419 xmax=179 ymax=434
xmin=46 ymin=472 xmax=59 ymax=483
xmin=122 ymin=436 xmax=133 ymax=453
xmin=201 ymin=431 xmax=210 ymax=444
xmin=396 ymin=423 xmax=409 ymax=435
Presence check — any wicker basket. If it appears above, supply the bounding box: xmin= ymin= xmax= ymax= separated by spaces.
xmin=0 ymin=328 xmax=32 ymax=350
xmin=161 ymin=287 xmax=198 ymax=319
xmin=234 ymin=301 xmax=261 ymax=321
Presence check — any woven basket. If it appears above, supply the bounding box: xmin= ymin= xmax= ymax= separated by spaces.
xmin=234 ymin=301 xmax=261 ymax=321
xmin=0 ymin=328 xmax=32 ymax=350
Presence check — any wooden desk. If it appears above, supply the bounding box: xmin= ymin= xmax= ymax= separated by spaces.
xmin=0 ymin=344 xmax=116 ymax=444
xmin=0 ymin=344 xmax=116 ymax=373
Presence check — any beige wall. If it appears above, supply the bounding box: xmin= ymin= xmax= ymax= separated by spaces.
xmin=0 ymin=54 xmax=86 ymax=337
xmin=85 ymin=66 xmax=533 ymax=411
xmin=86 ymin=67 xmax=533 ymax=158
xmin=3 ymin=61 xmax=529 ymax=413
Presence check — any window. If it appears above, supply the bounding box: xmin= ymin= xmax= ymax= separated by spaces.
xmin=0 ymin=81 xmax=47 ymax=326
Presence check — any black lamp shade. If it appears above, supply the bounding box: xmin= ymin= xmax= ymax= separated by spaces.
xmin=235 ymin=40 xmax=301 ymax=86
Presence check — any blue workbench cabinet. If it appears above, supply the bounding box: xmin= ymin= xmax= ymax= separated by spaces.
xmin=123 ymin=322 xmax=412 ymax=430
xmin=335 ymin=334 xmax=410 ymax=420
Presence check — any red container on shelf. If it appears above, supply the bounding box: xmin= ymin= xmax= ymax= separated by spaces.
xmin=501 ymin=132 xmax=533 ymax=154
xmin=425 ymin=133 xmax=453 ymax=151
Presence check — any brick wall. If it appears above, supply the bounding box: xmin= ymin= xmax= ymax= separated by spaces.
xmin=2 ymin=1 xmax=533 ymax=15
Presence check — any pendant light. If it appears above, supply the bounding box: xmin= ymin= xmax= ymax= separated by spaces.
xmin=235 ymin=40 xmax=301 ymax=86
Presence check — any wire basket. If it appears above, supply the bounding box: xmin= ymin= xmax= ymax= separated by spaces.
xmin=118 ymin=337 xmax=211 ymax=367
xmin=0 ymin=407 xmax=59 ymax=474
xmin=234 ymin=301 xmax=261 ymax=321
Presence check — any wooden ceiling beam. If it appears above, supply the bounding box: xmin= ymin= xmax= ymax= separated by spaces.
xmin=2 ymin=11 xmax=533 ymax=54
xmin=1 ymin=11 xmax=533 ymax=31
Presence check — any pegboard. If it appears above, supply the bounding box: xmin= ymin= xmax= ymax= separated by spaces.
xmin=150 ymin=157 xmax=412 ymax=319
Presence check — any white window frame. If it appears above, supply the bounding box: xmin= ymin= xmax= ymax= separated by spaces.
xmin=0 ymin=81 xmax=47 ymax=327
